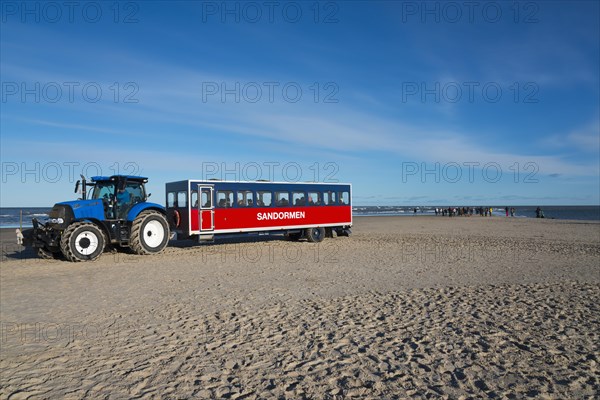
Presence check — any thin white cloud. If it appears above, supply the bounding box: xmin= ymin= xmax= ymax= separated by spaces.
xmin=566 ymin=122 xmax=600 ymax=152
xmin=3 ymin=38 xmax=598 ymax=180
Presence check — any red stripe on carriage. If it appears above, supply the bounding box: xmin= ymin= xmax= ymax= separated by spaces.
xmin=190 ymin=205 xmax=351 ymax=231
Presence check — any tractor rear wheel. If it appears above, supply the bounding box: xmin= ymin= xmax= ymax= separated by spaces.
xmin=130 ymin=211 xmax=170 ymax=255
xmin=60 ymin=222 xmax=106 ymax=262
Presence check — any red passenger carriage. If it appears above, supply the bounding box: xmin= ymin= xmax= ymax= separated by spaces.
xmin=165 ymin=180 xmax=352 ymax=242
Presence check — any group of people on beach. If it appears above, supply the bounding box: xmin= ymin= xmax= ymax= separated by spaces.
xmin=434 ymin=206 xmax=521 ymax=217
xmin=433 ymin=206 xmax=547 ymax=218
xmin=434 ymin=206 xmax=498 ymax=217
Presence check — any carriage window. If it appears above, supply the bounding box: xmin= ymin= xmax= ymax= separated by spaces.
xmin=237 ymin=190 xmax=254 ymax=207
xmin=201 ymin=190 xmax=211 ymax=208
xmin=167 ymin=192 xmax=175 ymax=207
xmin=339 ymin=191 xmax=349 ymax=205
xmin=177 ymin=191 xmax=187 ymax=207
xmin=324 ymin=191 xmax=337 ymax=205
xmin=257 ymin=191 xmax=272 ymax=207
xmin=292 ymin=192 xmax=306 ymax=206
xmin=216 ymin=191 xmax=233 ymax=208
xmin=191 ymin=191 xmax=198 ymax=208
xmin=275 ymin=191 xmax=289 ymax=206
xmin=307 ymin=191 xmax=320 ymax=205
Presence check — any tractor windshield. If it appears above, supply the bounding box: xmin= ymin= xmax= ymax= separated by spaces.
xmin=92 ymin=181 xmax=116 ymax=201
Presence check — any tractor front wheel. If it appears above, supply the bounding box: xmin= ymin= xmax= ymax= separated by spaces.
xmin=130 ymin=211 xmax=170 ymax=255
xmin=60 ymin=222 xmax=106 ymax=262
xmin=38 ymin=247 xmax=61 ymax=260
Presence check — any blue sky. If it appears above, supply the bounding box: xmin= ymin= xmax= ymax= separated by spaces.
xmin=1 ymin=1 xmax=599 ymax=206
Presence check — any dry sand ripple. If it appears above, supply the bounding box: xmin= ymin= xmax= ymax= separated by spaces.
xmin=1 ymin=217 xmax=599 ymax=399
xmin=1 ymin=282 xmax=598 ymax=399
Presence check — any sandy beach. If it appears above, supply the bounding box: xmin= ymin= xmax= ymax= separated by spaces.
xmin=1 ymin=216 xmax=599 ymax=399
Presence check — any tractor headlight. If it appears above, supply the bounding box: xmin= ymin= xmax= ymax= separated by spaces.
xmin=48 ymin=204 xmax=73 ymax=228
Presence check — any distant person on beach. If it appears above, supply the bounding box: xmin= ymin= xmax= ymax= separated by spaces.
xmin=505 ymin=207 xmax=509 ymax=217
xmin=510 ymin=207 xmax=515 ymax=217
xmin=536 ymin=207 xmax=544 ymax=218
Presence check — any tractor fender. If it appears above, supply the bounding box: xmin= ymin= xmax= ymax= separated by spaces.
xmin=73 ymin=218 xmax=111 ymax=236
xmin=127 ymin=202 xmax=166 ymax=222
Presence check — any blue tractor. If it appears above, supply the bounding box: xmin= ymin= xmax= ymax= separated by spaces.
xmin=22 ymin=175 xmax=170 ymax=261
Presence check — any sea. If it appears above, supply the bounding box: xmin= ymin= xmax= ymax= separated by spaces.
xmin=1 ymin=206 xmax=598 ymax=228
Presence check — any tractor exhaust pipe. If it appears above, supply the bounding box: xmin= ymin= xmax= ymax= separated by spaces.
xmin=75 ymin=175 xmax=87 ymax=200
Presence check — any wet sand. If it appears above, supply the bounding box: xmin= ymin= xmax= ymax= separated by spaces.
xmin=1 ymin=216 xmax=599 ymax=398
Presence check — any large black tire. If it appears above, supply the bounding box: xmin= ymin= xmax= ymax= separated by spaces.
xmin=130 ymin=211 xmax=170 ymax=255
xmin=60 ymin=222 xmax=106 ymax=262
xmin=306 ymin=227 xmax=325 ymax=243
xmin=38 ymin=247 xmax=60 ymax=260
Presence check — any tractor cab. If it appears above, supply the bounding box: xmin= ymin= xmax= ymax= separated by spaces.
xmin=86 ymin=176 xmax=148 ymax=220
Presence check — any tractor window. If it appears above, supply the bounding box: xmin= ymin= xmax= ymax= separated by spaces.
xmin=167 ymin=192 xmax=175 ymax=207
xmin=191 ymin=191 xmax=198 ymax=208
xmin=126 ymin=182 xmax=145 ymax=204
xmin=177 ymin=191 xmax=187 ymax=207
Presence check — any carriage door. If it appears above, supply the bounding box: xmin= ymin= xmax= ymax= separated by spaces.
xmin=198 ymin=186 xmax=214 ymax=232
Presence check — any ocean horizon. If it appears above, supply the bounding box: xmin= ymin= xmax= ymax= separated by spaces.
xmin=1 ymin=205 xmax=598 ymax=228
